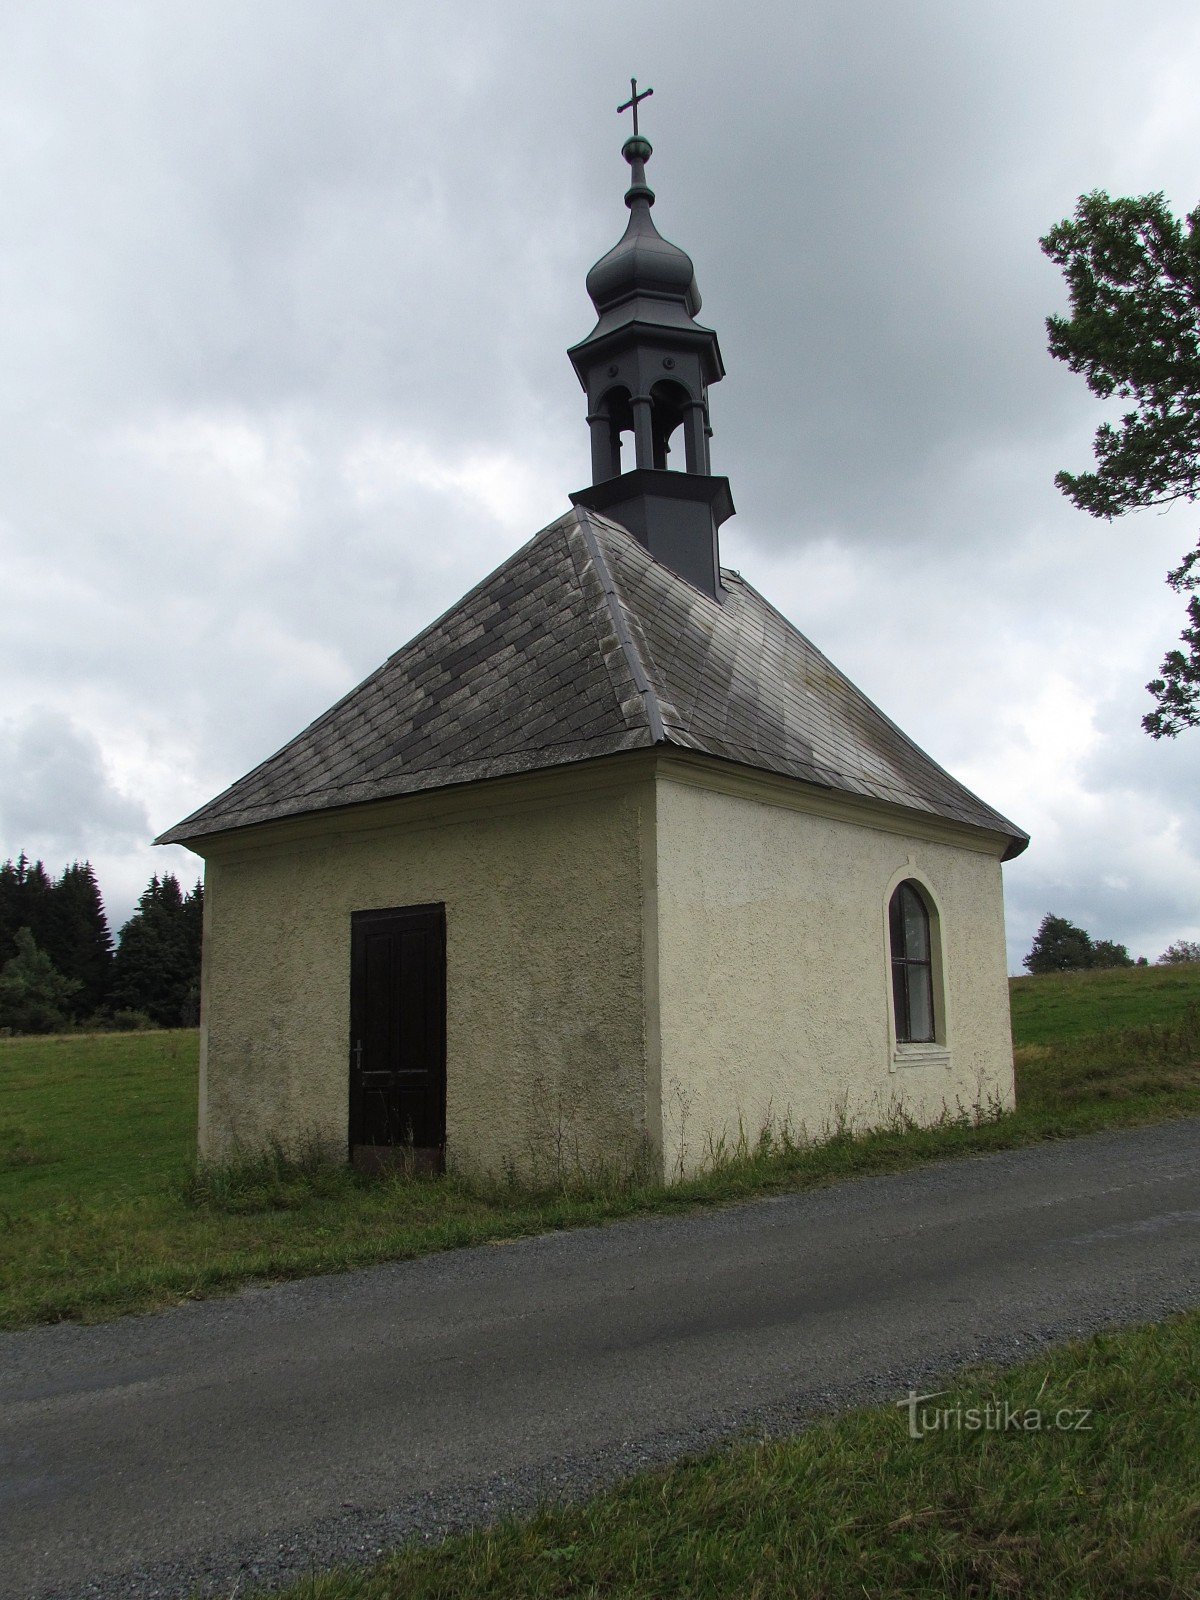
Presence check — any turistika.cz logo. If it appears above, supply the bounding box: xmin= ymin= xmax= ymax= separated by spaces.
xmin=898 ymin=1389 xmax=1094 ymax=1440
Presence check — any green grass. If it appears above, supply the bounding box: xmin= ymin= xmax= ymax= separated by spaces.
xmin=0 ymin=1029 xmax=197 ymax=1209
xmin=250 ymin=1309 xmax=1200 ymax=1599
xmin=1010 ymin=960 xmax=1200 ymax=1046
xmin=2 ymin=972 xmax=1199 ymax=1332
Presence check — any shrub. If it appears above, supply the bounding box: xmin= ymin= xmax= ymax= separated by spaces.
xmin=109 ymin=1009 xmax=157 ymax=1032
xmin=0 ymin=927 xmax=81 ymax=1034
xmin=1159 ymin=939 xmax=1200 ymax=965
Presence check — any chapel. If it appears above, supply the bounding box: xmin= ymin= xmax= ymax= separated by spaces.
xmin=160 ymin=92 xmax=1026 ymax=1182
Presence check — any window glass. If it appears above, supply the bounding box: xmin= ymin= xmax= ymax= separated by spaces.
xmin=906 ymin=964 xmax=934 ymax=1042
xmin=889 ymin=880 xmax=936 ymax=1045
xmin=901 ymin=884 xmax=930 ymax=960
xmin=889 ymin=890 xmax=905 ymax=954
xmin=890 ymin=959 xmax=909 ymax=1041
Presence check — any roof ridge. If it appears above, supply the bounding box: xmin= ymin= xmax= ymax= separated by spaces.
xmin=571 ymin=507 xmax=665 ymax=744
xmin=375 ymin=507 xmax=578 ymax=671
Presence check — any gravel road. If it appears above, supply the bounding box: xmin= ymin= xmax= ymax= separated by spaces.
xmin=4 ymin=1117 xmax=1199 ymax=1600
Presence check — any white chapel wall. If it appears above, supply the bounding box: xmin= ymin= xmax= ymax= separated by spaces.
xmin=652 ymin=767 xmax=1016 ymax=1179
xmin=196 ymin=763 xmax=658 ymax=1182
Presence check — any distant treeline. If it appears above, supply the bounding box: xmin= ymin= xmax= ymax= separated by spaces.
xmin=0 ymin=855 xmax=202 ymax=1034
xmin=1023 ymin=914 xmax=1200 ymax=975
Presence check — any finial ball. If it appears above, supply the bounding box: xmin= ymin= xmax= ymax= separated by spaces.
xmin=622 ymin=135 xmax=652 ymax=165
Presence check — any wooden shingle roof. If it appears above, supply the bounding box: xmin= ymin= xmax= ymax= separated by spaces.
xmin=158 ymin=507 xmax=1027 ymax=857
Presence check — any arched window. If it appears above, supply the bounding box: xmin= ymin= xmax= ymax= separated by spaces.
xmin=889 ymin=880 xmax=935 ymax=1043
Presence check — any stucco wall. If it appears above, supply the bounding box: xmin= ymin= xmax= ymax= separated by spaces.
xmin=653 ymin=768 xmax=1016 ymax=1178
xmin=195 ymin=764 xmax=657 ymax=1182
xmin=191 ymin=750 xmax=1016 ymax=1187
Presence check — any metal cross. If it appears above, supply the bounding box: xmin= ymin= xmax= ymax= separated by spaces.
xmin=617 ymin=77 xmax=653 ymax=136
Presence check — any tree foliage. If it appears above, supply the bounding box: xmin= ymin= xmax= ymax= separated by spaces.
xmin=1024 ymin=915 xmax=1138 ymax=974
xmin=1159 ymin=939 xmax=1200 ymax=965
xmin=0 ymin=927 xmax=82 ymax=1034
xmin=0 ymin=854 xmax=55 ymax=954
xmin=44 ymin=862 xmax=113 ymax=1012
xmin=1041 ymin=190 xmax=1200 ymax=735
xmin=111 ymin=874 xmax=203 ymax=1027
xmin=1024 ymin=914 xmax=1096 ymax=974
xmin=0 ymin=858 xmax=203 ymax=1032
xmin=1091 ymin=938 xmax=1135 ymax=969
xmin=0 ymin=855 xmax=113 ymax=1018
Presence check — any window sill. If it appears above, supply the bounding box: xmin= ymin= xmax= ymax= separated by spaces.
xmin=891 ymin=1044 xmax=951 ymax=1071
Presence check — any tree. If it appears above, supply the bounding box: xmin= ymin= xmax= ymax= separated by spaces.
xmin=1040 ymin=191 xmax=1200 ymax=735
xmin=43 ymin=861 xmax=114 ymax=1015
xmin=0 ymin=854 xmax=55 ymax=958
xmin=180 ymin=878 xmax=203 ymax=1025
xmin=111 ymin=873 xmax=203 ymax=1027
xmin=1091 ymin=938 xmax=1134 ymax=969
xmin=1023 ymin=914 xmax=1096 ymax=974
xmin=1159 ymin=939 xmax=1200 ymax=964
xmin=0 ymin=927 xmax=81 ymax=1034
xmin=0 ymin=856 xmax=114 ymax=1017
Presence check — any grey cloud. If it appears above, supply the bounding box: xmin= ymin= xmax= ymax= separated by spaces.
xmin=0 ymin=710 xmax=149 ymax=853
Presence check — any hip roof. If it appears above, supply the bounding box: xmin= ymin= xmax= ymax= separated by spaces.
xmin=158 ymin=507 xmax=1027 ymax=858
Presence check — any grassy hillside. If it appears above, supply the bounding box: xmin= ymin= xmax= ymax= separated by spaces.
xmin=1 ymin=964 xmax=1198 ymax=1329
xmin=1010 ymin=961 xmax=1200 ymax=1046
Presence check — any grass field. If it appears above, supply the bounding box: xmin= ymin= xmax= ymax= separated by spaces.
xmin=255 ymin=1308 xmax=1200 ymax=1600
xmin=0 ymin=1030 xmax=197 ymax=1209
xmin=1009 ymin=959 xmax=1200 ymax=1046
xmin=2 ymin=967 xmax=1199 ymax=1331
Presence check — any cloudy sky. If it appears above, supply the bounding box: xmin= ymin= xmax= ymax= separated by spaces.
xmin=2 ymin=0 xmax=1199 ymax=971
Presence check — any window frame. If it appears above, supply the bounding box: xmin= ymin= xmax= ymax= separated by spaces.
xmin=883 ymin=874 xmax=950 ymax=1069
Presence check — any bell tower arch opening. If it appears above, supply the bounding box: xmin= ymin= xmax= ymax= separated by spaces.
xmin=649 ymin=378 xmax=698 ymax=472
xmin=588 ymin=384 xmax=634 ymax=481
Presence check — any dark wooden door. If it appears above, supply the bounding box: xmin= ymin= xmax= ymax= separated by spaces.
xmin=349 ymin=904 xmax=446 ymax=1172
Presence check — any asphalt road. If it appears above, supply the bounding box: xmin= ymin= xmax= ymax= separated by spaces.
xmin=4 ymin=1118 xmax=1200 ymax=1600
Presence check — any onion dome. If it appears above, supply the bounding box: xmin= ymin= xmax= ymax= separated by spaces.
xmin=585 ymin=136 xmax=702 ymax=318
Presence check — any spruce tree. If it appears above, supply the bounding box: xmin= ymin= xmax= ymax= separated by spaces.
xmin=47 ymin=862 xmax=114 ymax=1014
xmin=180 ymin=878 xmax=204 ymax=1025
xmin=0 ymin=855 xmax=55 ymax=959
xmin=0 ymin=859 xmax=19 ymax=959
xmin=0 ymin=857 xmax=115 ymax=1015
xmin=111 ymin=873 xmax=203 ymax=1026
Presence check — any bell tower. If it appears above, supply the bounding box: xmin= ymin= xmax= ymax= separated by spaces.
xmin=568 ymin=82 xmax=734 ymax=600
